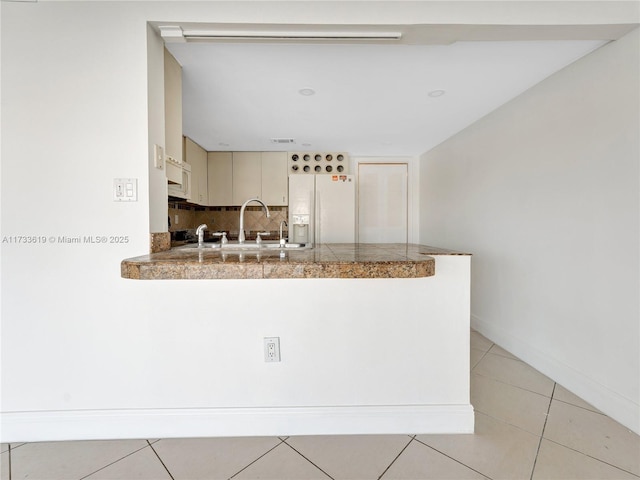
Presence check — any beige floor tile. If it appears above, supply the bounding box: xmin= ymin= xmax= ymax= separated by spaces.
xmin=1 ymin=451 xmax=9 ymax=480
xmin=470 ymin=348 xmax=486 ymax=369
xmin=543 ymin=400 xmax=640 ymax=475
xmin=416 ymin=412 xmax=540 ymax=480
xmin=552 ymin=384 xmax=601 ymax=413
xmin=532 ymin=439 xmax=638 ymax=479
xmin=84 ymin=446 xmax=171 ymax=479
xmin=10 ymin=439 xmax=149 ymax=480
xmin=381 ymin=439 xmax=488 ymax=479
xmin=487 ymin=344 xmax=520 ymax=361
xmin=470 ymin=331 xmax=493 ymax=352
xmin=152 ymin=437 xmax=282 ymax=479
xmin=233 ymin=442 xmax=331 ymax=479
xmin=473 ymin=352 xmax=555 ymax=397
xmin=471 ymin=373 xmax=551 ymax=436
xmin=286 ymin=434 xmax=411 ymax=480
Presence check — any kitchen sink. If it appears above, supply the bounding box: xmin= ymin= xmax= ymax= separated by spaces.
xmin=178 ymin=242 xmax=311 ymax=251
xmin=263 ymin=242 xmax=309 ymax=249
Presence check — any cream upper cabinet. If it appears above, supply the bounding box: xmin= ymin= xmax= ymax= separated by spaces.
xmin=232 ymin=152 xmax=262 ymax=205
xmin=204 ymin=151 xmax=289 ymax=206
xmin=207 ymin=152 xmax=233 ymax=206
xmin=184 ymin=137 xmax=208 ymax=206
xmin=164 ymin=49 xmax=182 ymax=163
xmin=232 ymin=152 xmax=288 ymax=206
xmin=261 ymin=152 xmax=288 ymax=206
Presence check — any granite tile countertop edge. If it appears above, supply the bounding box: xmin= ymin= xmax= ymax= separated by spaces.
xmin=121 ymin=243 xmax=470 ymax=280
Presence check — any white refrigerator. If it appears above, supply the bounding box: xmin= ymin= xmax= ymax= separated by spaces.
xmin=288 ymin=174 xmax=356 ymax=245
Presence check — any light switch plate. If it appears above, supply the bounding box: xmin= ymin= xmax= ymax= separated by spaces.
xmin=153 ymin=144 xmax=164 ymax=170
xmin=114 ymin=178 xmax=138 ymax=202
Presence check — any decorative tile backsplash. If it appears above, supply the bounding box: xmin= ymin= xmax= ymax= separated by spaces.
xmin=168 ymin=203 xmax=288 ymax=239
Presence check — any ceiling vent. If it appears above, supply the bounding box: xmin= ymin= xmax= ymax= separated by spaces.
xmin=271 ymin=138 xmax=296 ymax=144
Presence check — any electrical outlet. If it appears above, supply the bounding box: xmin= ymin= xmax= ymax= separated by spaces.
xmin=264 ymin=337 xmax=281 ymax=362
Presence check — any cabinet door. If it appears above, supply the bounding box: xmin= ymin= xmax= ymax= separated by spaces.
xmin=164 ymin=49 xmax=182 ymax=163
xmin=184 ymin=137 xmax=208 ymax=205
xmin=232 ymin=152 xmax=261 ymax=205
xmin=207 ymin=152 xmax=233 ymax=205
xmin=261 ymin=152 xmax=288 ymax=206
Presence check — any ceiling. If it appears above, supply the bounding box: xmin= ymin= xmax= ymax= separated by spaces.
xmin=161 ymin=23 xmax=621 ymax=156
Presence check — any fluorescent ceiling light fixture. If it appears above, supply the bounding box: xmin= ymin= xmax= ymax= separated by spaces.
xmin=159 ymin=26 xmax=402 ymax=42
xmin=159 ymin=26 xmax=187 ymax=42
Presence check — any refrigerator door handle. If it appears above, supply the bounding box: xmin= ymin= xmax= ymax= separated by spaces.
xmin=315 ymin=189 xmax=321 ymax=245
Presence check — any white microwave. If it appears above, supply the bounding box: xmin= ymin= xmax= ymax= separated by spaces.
xmin=167 ymin=157 xmax=191 ymax=200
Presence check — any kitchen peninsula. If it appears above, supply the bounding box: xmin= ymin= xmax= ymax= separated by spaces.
xmin=121 ymin=243 xmax=450 ymax=280
xmin=119 ymin=242 xmax=474 ymax=436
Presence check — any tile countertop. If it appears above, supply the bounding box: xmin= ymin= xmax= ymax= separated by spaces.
xmin=121 ymin=243 xmax=470 ymax=280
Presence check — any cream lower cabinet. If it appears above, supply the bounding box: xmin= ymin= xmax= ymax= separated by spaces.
xmin=207 ymin=152 xmax=233 ymax=206
xmin=184 ymin=137 xmax=208 ymax=205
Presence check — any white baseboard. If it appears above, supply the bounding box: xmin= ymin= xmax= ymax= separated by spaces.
xmin=471 ymin=314 xmax=639 ymax=435
xmin=1 ymin=404 xmax=475 ymax=443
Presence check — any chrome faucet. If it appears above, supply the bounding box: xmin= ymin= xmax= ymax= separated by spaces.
xmin=279 ymin=220 xmax=288 ymax=246
xmin=238 ymin=198 xmax=270 ymax=244
xmin=196 ymin=224 xmax=208 ymax=248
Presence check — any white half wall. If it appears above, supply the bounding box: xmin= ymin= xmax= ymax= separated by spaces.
xmin=419 ymin=27 xmax=640 ymax=433
xmin=2 ymin=252 xmax=473 ymax=442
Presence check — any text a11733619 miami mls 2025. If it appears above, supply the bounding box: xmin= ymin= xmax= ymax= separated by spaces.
xmin=1 ymin=235 xmax=130 ymax=244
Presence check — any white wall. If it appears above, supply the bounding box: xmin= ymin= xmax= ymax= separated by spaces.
xmin=148 ymin=24 xmax=169 ymax=233
xmin=1 ymin=1 xmax=158 ymax=420
xmin=420 ymin=27 xmax=640 ymax=433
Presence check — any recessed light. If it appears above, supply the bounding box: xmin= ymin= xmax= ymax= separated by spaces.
xmin=428 ymin=89 xmax=446 ymax=98
xmin=299 ymin=88 xmax=316 ymax=96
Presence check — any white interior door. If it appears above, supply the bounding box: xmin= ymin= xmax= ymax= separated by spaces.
xmin=358 ymin=163 xmax=408 ymax=243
